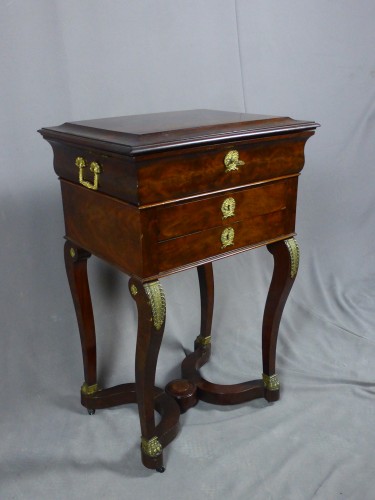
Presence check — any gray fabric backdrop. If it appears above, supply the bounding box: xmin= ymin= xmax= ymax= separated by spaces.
xmin=1 ymin=1 xmax=375 ymax=498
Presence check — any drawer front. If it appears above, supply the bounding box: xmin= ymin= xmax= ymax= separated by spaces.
xmin=157 ymin=209 xmax=294 ymax=273
xmin=157 ymin=178 xmax=297 ymax=241
xmin=50 ymin=141 xmax=138 ymax=204
xmin=138 ymin=131 xmax=311 ymax=204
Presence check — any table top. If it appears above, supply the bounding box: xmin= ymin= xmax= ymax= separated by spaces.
xmin=39 ymin=109 xmax=318 ymax=155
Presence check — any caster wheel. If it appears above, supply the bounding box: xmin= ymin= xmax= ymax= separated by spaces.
xmin=87 ymin=409 xmax=95 ymax=415
xmin=156 ymin=466 xmax=165 ymax=473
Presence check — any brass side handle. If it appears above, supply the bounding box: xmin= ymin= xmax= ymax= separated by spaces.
xmin=224 ymin=150 xmax=245 ymax=173
xmin=221 ymin=197 xmax=236 ymax=219
xmin=221 ymin=227 xmax=235 ymax=249
xmin=75 ymin=157 xmax=102 ymax=191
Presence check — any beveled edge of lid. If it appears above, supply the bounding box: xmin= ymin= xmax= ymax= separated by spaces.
xmin=39 ymin=109 xmax=319 ymax=156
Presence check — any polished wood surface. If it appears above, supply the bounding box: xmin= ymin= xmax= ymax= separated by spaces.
xmin=262 ymin=240 xmax=297 ymax=402
xmin=39 ymin=109 xmax=318 ymax=472
xmin=40 ymin=109 xmax=317 ymax=154
xmin=64 ymin=243 xmax=97 ymax=397
xmin=157 ymin=178 xmax=296 ymax=240
xmin=61 ymin=180 xmax=146 ymax=277
xmin=137 ymin=133 xmax=310 ymax=205
xmin=157 ymin=210 xmax=292 ymax=272
xmin=129 ymin=277 xmax=169 ymax=470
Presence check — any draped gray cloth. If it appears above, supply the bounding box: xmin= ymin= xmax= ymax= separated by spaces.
xmin=1 ymin=1 xmax=374 ymax=498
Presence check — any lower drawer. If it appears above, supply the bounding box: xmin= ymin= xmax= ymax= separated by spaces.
xmin=157 ymin=177 xmax=297 ymax=241
xmin=157 ymin=208 xmax=294 ymax=272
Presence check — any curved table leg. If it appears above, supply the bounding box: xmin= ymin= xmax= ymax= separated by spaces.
xmin=63 ymin=249 xmax=179 ymax=472
xmin=129 ymin=277 xmax=169 ymax=472
xmin=172 ymin=238 xmax=299 ymax=408
xmin=179 ymin=258 xmax=264 ymax=405
xmin=195 ymin=262 xmax=215 ymax=351
xmin=64 ymin=241 xmax=99 ymax=413
xmin=262 ymin=237 xmax=300 ymax=402
xmin=166 ymin=263 xmax=214 ymax=411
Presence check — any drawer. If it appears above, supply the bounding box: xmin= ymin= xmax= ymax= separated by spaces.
xmin=157 ymin=177 xmax=297 ymax=241
xmin=157 ymin=209 xmax=294 ymax=273
xmin=138 ymin=132 xmax=310 ymax=205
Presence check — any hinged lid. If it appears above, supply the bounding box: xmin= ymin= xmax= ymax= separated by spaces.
xmin=39 ymin=109 xmax=319 ymax=156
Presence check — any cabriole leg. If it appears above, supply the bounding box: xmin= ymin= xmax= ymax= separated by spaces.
xmin=64 ymin=241 xmax=99 ymax=414
xmin=166 ymin=263 xmax=214 ymax=413
xmin=262 ymin=237 xmax=299 ymax=402
xmin=195 ymin=263 xmax=214 ymax=351
xmin=129 ymin=278 xmax=167 ymax=472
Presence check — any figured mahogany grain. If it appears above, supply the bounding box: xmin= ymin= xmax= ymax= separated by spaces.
xmin=157 ymin=177 xmax=297 ymax=241
xmin=51 ymin=141 xmax=138 ymax=204
xmin=157 ymin=210 xmax=293 ymax=272
xmin=137 ymin=133 xmax=312 ymax=205
xmin=60 ymin=180 xmax=145 ymax=277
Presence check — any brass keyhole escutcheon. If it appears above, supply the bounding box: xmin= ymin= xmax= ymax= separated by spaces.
xmin=224 ymin=150 xmax=245 ymax=173
xmin=75 ymin=157 xmax=102 ymax=191
xmin=221 ymin=197 xmax=236 ymax=219
xmin=221 ymin=227 xmax=235 ymax=249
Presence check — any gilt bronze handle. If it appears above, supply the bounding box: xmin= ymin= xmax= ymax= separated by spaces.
xmin=75 ymin=157 xmax=102 ymax=191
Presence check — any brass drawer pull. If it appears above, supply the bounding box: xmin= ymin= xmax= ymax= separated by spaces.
xmin=221 ymin=227 xmax=235 ymax=249
xmin=224 ymin=150 xmax=244 ymax=173
xmin=221 ymin=197 xmax=236 ymax=219
xmin=75 ymin=157 xmax=102 ymax=191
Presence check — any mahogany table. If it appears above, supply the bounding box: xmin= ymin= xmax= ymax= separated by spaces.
xmin=39 ymin=109 xmax=318 ymax=472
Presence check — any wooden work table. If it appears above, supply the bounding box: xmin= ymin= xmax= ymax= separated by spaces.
xmin=39 ymin=109 xmax=318 ymax=472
